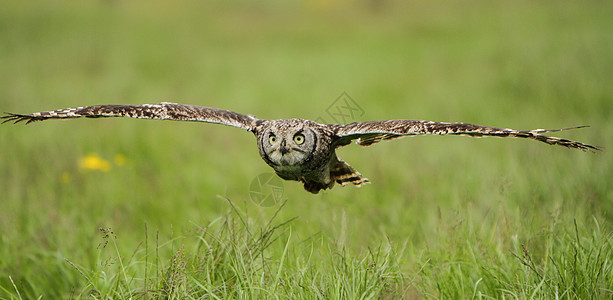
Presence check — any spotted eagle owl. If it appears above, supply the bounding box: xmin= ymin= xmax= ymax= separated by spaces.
xmin=1 ymin=102 xmax=600 ymax=193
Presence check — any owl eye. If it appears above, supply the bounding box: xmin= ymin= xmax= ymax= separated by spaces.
xmin=269 ymin=135 xmax=277 ymax=144
xmin=293 ymin=134 xmax=305 ymax=145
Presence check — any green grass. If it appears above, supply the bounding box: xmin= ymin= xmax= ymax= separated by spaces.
xmin=1 ymin=0 xmax=612 ymax=298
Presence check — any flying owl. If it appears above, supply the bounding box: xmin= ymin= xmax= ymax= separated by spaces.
xmin=1 ymin=102 xmax=600 ymax=193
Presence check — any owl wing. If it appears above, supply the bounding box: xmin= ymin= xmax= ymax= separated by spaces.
xmin=1 ymin=102 xmax=257 ymax=131
xmin=334 ymin=120 xmax=600 ymax=152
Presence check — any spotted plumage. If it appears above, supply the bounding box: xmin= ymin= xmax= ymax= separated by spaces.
xmin=1 ymin=102 xmax=601 ymax=193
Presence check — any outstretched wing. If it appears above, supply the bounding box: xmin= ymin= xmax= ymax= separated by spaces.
xmin=335 ymin=120 xmax=600 ymax=152
xmin=1 ymin=102 xmax=258 ymax=131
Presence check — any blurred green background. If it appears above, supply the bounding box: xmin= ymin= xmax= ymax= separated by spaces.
xmin=1 ymin=0 xmax=611 ymax=298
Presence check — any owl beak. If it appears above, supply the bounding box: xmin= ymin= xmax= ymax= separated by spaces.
xmin=280 ymin=140 xmax=290 ymax=155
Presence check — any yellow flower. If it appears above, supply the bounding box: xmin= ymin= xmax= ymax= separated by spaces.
xmin=80 ymin=153 xmax=111 ymax=172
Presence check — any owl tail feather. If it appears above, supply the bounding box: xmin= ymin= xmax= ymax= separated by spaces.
xmin=301 ymin=157 xmax=369 ymax=194
xmin=330 ymin=157 xmax=370 ymax=187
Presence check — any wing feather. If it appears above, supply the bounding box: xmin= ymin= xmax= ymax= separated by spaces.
xmin=335 ymin=120 xmax=601 ymax=152
xmin=1 ymin=102 xmax=257 ymax=131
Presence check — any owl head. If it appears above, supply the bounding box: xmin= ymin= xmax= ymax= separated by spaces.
xmin=258 ymin=120 xmax=316 ymax=167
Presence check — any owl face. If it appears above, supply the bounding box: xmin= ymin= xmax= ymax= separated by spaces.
xmin=260 ymin=124 xmax=315 ymax=167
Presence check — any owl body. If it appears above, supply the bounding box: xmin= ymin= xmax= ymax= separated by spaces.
xmin=254 ymin=119 xmax=360 ymax=193
xmin=2 ymin=102 xmax=599 ymax=194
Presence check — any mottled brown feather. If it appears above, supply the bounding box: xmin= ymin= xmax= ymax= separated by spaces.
xmin=1 ymin=102 xmax=257 ymax=131
xmin=335 ymin=120 xmax=600 ymax=152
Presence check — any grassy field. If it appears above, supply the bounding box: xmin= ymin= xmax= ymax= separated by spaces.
xmin=1 ymin=0 xmax=612 ymax=298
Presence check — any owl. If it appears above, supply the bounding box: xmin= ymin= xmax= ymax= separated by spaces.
xmin=1 ymin=102 xmax=600 ymax=193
